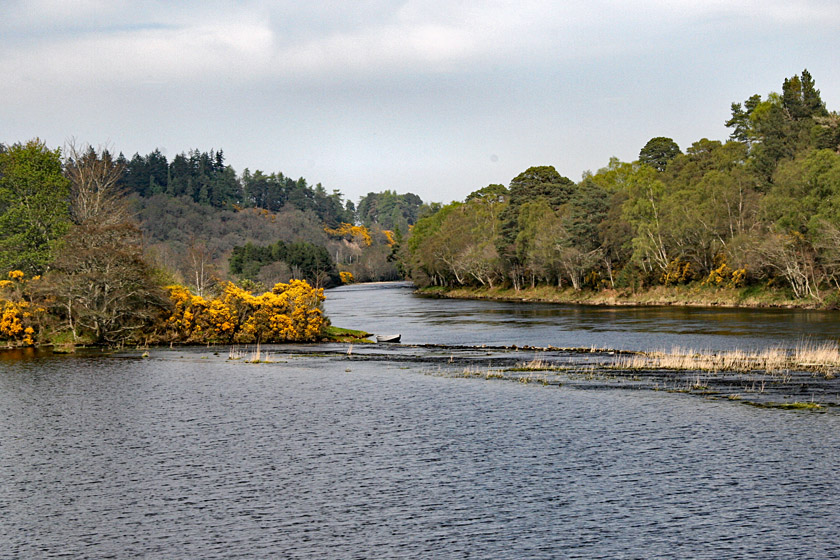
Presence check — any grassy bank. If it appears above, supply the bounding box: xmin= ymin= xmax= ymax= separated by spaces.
xmin=416 ymin=283 xmax=824 ymax=309
xmin=321 ymin=326 xmax=373 ymax=343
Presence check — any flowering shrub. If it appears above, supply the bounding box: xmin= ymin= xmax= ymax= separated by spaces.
xmin=382 ymin=230 xmax=397 ymax=247
xmin=166 ymin=279 xmax=325 ymax=343
xmin=0 ymin=271 xmax=39 ymax=346
xmin=702 ymin=257 xmax=747 ymax=288
xmin=661 ymin=259 xmax=693 ymax=286
xmin=325 ymin=223 xmax=372 ymax=246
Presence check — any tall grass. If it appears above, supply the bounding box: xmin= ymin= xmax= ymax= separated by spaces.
xmin=613 ymin=342 xmax=840 ymax=378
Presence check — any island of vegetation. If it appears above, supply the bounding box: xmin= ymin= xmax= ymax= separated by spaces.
xmin=402 ymin=70 xmax=840 ymax=309
xmin=1 ymin=70 xmax=839 ymax=350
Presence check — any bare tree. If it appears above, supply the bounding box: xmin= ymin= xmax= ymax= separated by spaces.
xmin=754 ymin=231 xmax=820 ymax=300
xmin=64 ymin=140 xmax=130 ymax=226
xmin=44 ymin=223 xmax=168 ymax=343
xmin=186 ymin=237 xmax=218 ymax=297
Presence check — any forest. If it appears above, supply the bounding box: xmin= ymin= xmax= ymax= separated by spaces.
xmin=403 ymin=70 xmax=840 ymax=305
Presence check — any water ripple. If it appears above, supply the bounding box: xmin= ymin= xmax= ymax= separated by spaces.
xmin=1 ymin=352 xmax=839 ymax=558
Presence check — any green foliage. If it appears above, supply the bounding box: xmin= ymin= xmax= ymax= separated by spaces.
xmin=639 ymin=137 xmax=681 ymax=171
xmin=507 ymin=165 xmax=575 ymax=209
xmin=0 ymin=140 xmax=71 ymax=274
xmin=466 ymin=183 xmax=508 ymax=203
xmin=121 ymin=148 xmax=354 ymax=226
xmin=497 ymin=166 xmax=575 ymax=272
xmin=403 ymin=70 xmax=840 ymax=301
xmin=229 ymin=239 xmax=339 ymax=288
xmin=356 ymin=190 xmax=424 ymax=232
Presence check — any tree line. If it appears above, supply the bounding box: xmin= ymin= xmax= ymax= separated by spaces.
xmin=120 ymin=147 xmax=425 ymax=231
xmin=403 ymin=70 xmax=840 ymax=303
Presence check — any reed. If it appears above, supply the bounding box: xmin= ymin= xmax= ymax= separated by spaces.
xmin=513 ymin=354 xmax=558 ymax=371
xmin=228 ymin=346 xmax=246 ymax=360
xmin=792 ymin=341 xmax=840 ymax=378
xmin=241 ymin=343 xmax=275 ymax=363
xmin=612 ymin=342 xmax=840 ymax=378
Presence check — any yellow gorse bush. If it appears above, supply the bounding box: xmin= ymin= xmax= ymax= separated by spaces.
xmin=661 ymin=259 xmax=693 ymax=286
xmin=166 ymin=279 xmax=325 ymax=343
xmin=325 ymin=223 xmax=372 ymax=246
xmin=382 ymin=230 xmax=397 ymax=246
xmin=0 ymin=271 xmax=39 ymax=346
xmin=702 ymin=257 xmax=747 ymax=288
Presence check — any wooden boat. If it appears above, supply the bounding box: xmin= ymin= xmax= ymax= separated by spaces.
xmin=376 ymin=334 xmax=401 ymax=343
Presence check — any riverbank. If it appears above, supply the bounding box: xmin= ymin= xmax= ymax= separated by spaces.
xmin=415 ymin=284 xmax=830 ymax=309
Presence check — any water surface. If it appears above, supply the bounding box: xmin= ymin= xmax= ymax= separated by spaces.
xmin=325 ymin=282 xmax=840 ymax=350
xmin=2 ymin=284 xmax=840 ymax=558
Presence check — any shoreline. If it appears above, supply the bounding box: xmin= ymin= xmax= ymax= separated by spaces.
xmin=414 ymin=284 xmax=832 ymax=310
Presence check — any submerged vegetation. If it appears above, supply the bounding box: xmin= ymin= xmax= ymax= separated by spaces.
xmin=197 ymin=342 xmax=839 ymax=411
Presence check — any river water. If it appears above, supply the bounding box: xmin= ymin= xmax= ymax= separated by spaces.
xmin=324 ymin=282 xmax=840 ymax=350
xmin=1 ymin=283 xmax=839 ymax=558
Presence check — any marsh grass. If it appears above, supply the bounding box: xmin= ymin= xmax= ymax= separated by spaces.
xmin=459 ymin=365 xmax=557 ymax=386
xmin=228 ymin=344 xmax=276 ymax=363
xmin=507 ymin=354 xmax=560 ymax=372
xmin=744 ymin=400 xmax=824 ymax=410
xmin=613 ymin=342 xmax=840 ymax=379
xmin=460 ymin=366 xmax=505 ymax=380
xmin=246 ymin=343 xmax=275 ymax=363
xmin=228 ymin=346 xmax=246 ymax=360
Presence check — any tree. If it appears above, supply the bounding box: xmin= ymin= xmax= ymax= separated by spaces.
xmin=44 ymin=223 xmax=168 ymax=343
xmin=496 ymin=166 xmax=575 ymax=285
xmin=507 ymin=166 xmax=574 ymax=209
xmin=752 ymin=231 xmax=819 ymax=299
xmin=639 ymin=137 xmax=681 ymax=171
xmin=0 ymin=140 xmax=71 ymax=274
xmin=65 ymin=141 xmax=130 ymax=226
xmin=725 ymin=94 xmax=762 ymax=145
xmin=357 ymin=190 xmax=424 ymax=232
xmin=466 ymin=183 xmax=508 ymax=203
xmin=783 ymin=69 xmax=827 ymax=121
xmin=186 ymin=237 xmax=218 ymax=297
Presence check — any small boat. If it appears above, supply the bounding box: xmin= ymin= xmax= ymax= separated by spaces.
xmin=376 ymin=334 xmax=401 ymax=343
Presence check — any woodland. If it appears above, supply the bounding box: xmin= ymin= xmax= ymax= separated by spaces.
xmin=404 ymin=70 xmax=840 ymax=305
xmin=0 ymin=138 xmax=423 ymax=346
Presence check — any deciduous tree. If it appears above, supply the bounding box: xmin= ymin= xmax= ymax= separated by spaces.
xmin=0 ymin=139 xmax=70 ymax=274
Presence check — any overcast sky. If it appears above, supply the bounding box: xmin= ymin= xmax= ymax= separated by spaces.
xmin=2 ymin=1 xmax=839 ymax=204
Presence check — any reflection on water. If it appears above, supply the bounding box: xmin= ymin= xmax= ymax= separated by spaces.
xmin=325 ymin=282 xmax=840 ymax=350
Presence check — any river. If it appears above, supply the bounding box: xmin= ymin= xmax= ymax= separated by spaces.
xmin=324 ymin=282 xmax=840 ymax=350
xmin=1 ymin=283 xmax=839 ymax=558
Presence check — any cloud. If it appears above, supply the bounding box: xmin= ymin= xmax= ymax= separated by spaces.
xmin=4 ymin=0 xmax=838 ymax=97
xmin=2 ymin=0 xmax=839 ymax=202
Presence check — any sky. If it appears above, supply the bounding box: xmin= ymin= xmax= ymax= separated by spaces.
xmin=2 ymin=1 xmax=839 ymax=205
